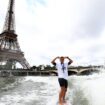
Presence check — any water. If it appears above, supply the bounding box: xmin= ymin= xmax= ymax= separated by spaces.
xmin=0 ymin=70 xmax=105 ymax=105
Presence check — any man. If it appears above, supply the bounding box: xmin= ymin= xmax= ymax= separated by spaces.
xmin=51 ymin=56 xmax=73 ymax=105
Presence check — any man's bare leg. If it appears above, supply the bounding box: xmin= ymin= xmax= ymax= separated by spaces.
xmin=63 ymin=88 xmax=67 ymax=103
xmin=59 ymin=87 xmax=65 ymax=104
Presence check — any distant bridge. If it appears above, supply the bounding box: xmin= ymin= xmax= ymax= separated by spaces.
xmin=49 ymin=68 xmax=99 ymax=75
xmin=0 ymin=67 xmax=100 ymax=77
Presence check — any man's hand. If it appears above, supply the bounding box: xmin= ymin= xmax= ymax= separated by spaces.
xmin=56 ymin=56 xmax=60 ymax=59
xmin=51 ymin=56 xmax=59 ymax=65
xmin=65 ymin=56 xmax=73 ymax=64
xmin=65 ymin=56 xmax=69 ymax=59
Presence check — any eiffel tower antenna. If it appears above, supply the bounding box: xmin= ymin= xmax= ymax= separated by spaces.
xmin=3 ymin=0 xmax=15 ymax=33
xmin=0 ymin=0 xmax=30 ymax=69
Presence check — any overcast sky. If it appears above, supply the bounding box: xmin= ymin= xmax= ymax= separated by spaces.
xmin=0 ymin=0 xmax=105 ymax=66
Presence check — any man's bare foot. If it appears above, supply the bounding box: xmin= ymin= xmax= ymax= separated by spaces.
xmin=59 ymin=101 xmax=63 ymax=105
xmin=59 ymin=103 xmax=63 ymax=105
xmin=63 ymin=99 xmax=66 ymax=103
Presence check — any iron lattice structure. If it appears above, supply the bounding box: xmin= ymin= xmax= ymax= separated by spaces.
xmin=0 ymin=0 xmax=30 ymax=69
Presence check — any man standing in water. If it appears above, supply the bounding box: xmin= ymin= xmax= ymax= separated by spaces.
xmin=51 ymin=56 xmax=73 ymax=105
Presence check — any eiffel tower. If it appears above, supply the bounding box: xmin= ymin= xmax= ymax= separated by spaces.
xmin=0 ymin=0 xmax=30 ymax=69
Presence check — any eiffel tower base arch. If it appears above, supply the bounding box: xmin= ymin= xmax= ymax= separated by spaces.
xmin=0 ymin=50 xmax=30 ymax=69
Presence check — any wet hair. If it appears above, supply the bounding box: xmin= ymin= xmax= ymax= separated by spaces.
xmin=60 ymin=56 xmax=64 ymax=63
xmin=60 ymin=56 xmax=64 ymax=58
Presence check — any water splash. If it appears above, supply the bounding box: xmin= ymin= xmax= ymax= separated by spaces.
xmin=0 ymin=70 xmax=105 ymax=105
xmin=69 ymin=70 xmax=105 ymax=105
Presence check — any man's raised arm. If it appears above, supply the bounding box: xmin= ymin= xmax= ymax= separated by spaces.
xmin=65 ymin=57 xmax=73 ymax=65
xmin=51 ymin=57 xmax=59 ymax=65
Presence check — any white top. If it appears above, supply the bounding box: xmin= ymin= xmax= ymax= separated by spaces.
xmin=55 ymin=60 xmax=69 ymax=80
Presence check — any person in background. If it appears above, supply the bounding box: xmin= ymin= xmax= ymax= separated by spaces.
xmin=51 ymin=56 xmax=73 ymax=105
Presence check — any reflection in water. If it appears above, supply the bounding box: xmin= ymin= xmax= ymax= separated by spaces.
xmin=0 ymin=70 xmax=105 ymax=105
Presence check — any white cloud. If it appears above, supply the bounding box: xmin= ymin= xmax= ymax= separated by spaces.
xmin=0 ymin=0 xmax=105 ymax=66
